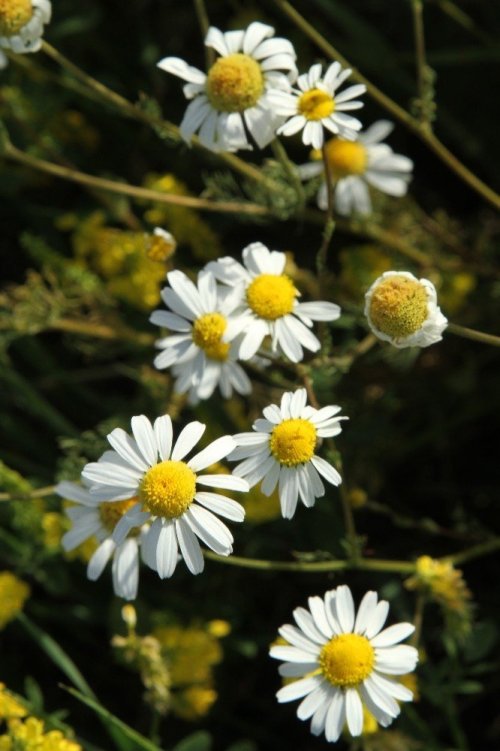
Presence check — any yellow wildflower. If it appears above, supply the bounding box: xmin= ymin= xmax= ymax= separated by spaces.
xmin=153 ymin=625 xmax=223 ymax=686
xmin=207 ymin=620 xmax=231 ymax=638
xmin=347 ymin=487 xmax=368 ymax=509
xmin=0 ymin=572 xmax=30 ymax=630
xmin=171 ymin=686 xmax=217 ymax=721
xmin=41 ymin=512 xmax=66 ymax=551
xmin=0 ymin=684 xmax=27 ymax=721
xmin=0 ymin=717 xmax=81 ymax=751
xmin=406 ymin=555 xmax=471 ymax=614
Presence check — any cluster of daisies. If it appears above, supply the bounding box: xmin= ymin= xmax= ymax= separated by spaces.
xmin=158 ymin=21 xmax=414 ymax=216
xmin=0 ymin=9 xmax=448 ymax=741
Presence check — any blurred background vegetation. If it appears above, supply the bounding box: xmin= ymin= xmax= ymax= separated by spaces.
xmin=0 ymin=0 xmax=499 ymax=749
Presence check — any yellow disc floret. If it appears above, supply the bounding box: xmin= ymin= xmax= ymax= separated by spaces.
xmin=246 ymin=274 xmax=297 ymax=320
xmin=270 ymin=418 xmax=317 ymax=466
xmin=206 ymin=53 xmax=264 ymax=113
xmin=369 ymin=275 xmax=428 ymax=339
xmin=147 ymin=234 xmax=176 ymax=263
xmin=324 ymin=138 xmax=368 ymax=177
xmin=319 ymin=633 xmax=375 ymax=688
xmin=0 ymin=0 xmax=32 ymax=36
xmin=139 ymin=461 xmax=196 ymax=519
xmin=192 ymin=312 xmax=230 ymax=361
xmin=298 ymin=89 xmax=335 ymax=121
xmin=99 ymin=499 xmax=138 ymax=532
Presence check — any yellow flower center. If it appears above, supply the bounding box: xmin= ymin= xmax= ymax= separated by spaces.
xmin=270 ymin=418 xmax=317 ymax=466
xmin=369 ymin=275 xmax=428 ymax=339
xmin=0 ymin=0 xmax=32 ymax=36
xmin=246 ymin=274 xmax=297 ymax=320
xmin=319 ymin=633 xmax=375 ymax=688
xmin=298 ymin=88 xmax=335 ymax=121
xmin=146 ymin=234 xmax=176 ymax=263
xmin=206 ymin=53 xmax=264 ymax=113
xmin=139 ymin=461 xmax=196 ymax=519
xmin=99 ymin=499 xmax=138 ymax=532
xmin=324 ymin=138 xmax=368 ymax=177
xmin=192 ymin=312 xmax=230 ymax=361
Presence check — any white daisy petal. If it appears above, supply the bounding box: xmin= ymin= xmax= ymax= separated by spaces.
xmin=157 ymin=56 xmax=206 ymax=84
xmin=188 ymin=435 xmax=235 ymax=472
xmin=171 ymin=421 xmax=206 ymax=461
xmin=154 ymin=415 xmax=173 ymax=461
xmin=87 ymin=539 xmax=116 ymax=581
xmin=112 ymin=539 xmax=139 ymax=600
xmin=131 ymin=415 xmax=158 ymax=466
xmin=107 ymin=428 xmax=149 ymax=472
xmin=354 ymin=591 xmax=378 ymax=634
xmin=334 ymin=585 xmax=355 ymax=633
xmin=371 ymin=622 xmax=415 ymax=647
xmin=276 ymin=675 xmax=322 ymax=703
xmin=279 ymin=625 xmax=321 ymax=655
xmin=345 ymin=688 xmax=363 ymax=736
xmin=194 ymin=492 xmax=245 ymax=522
xmin=196 ymin=474 xmax=248 ymax=491
xmin=155 ymin=522 xmax=179 ymax=579
xmin=365 ymin=600 xmax=390 ymax=638
xmin=310 ymin=455 xmax=342 ymax=486
xmin=175 ymin=517 xmax=204 ymax=574
xmin=325 ymin=689 xmax=345 ymax=742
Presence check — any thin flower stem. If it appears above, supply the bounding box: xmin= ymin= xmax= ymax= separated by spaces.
xmin=51 ymin=318 xmax=155 ymax=346
xmin=411 ymin=592 xmax=426 ymax=647
xmin=446 ymin=537 xmax=500 ymax=566
xmin=447 ymin=322 xmax=500 ymax=347
xmin=271 ymin=138 xmax=306 ymax=207
xmin=4 ymin=144 xmax=269 ymax=217
xmin=316 ymin=145 xmax=335 ymax=280
xmin=40 ymin=41 xmax=275 ymax=191
xmin=0 ymin=485 xmax=55 ymax=502
xmin=271 ymin=0 xmax=500 ymax=210
xmin=193 ymin=0 xmax=215 ymax=68
xmin=411 ymin=0 xmax=431 ymax=129
xmin=204 ymin=550 xmax=416 ymax=574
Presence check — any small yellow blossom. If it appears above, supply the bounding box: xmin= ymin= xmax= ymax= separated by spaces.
xmin=0 ymin=684 xmax=27 ymax=721
xmin=0 ymin=717 xmax=81 ymax=751
xmin=348 ymin=487 xmax=368 ymax=509
xmin=171 ymin=686 xmax=217 ymax=721
xmin=406 ymin=555 xmax=471 ymax=614
xmin=0 ymin=572 xmax=30 ymax=630
xmin=41 ymin=512 xmax=66 ymax=551
xmin=72 ymin=212 xmax=175 ymax=311
xmin=207 ymin=620 xmax=231 ymax=638
xmin=153 ymin=625 xmax=223 ymax=686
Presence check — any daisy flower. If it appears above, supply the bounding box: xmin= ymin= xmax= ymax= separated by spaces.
xmin=270 ymin=585 xmax=418 ymax=742
xmin=365 ymin=270 xmax=448 ymax=348
xmin=298 ymin=120 xmax=413 ymax=215
xmin=81 ymin=415 xmax=248 ymax=579
xmin=150 ymin=269 xmax=251 ymax=402
xmin=206 ymin=242 xmax=341 ymax=362
xmin=55 ymin=480 xmax=145 ymax=601
xmin=157 ymin=22 xmax=297 ymax=152
xmin=267 ymin=61 xmax=366 ymax=149
xmin=229 ymin=388 xmax=346 ymax=519
xmin=0 ymin=0 xmax=51 ymax=55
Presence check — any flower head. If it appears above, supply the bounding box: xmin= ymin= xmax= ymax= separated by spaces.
xmin=0 ymin=571 xmax=30 ymax=630
xmin=364 ymin=271 xmax=448 ymax=348
xmin=229 ymin=388 xmax=346 ymax=519
xmin=158 ymin=22 xmax=297 ymax=152
xmin=268 ymin=62 xmax=366 ymax=149
xmin=55 ymin=481 xmax=146 ymax=601
xmin=81 ymin=415 xmax=248 ymax=579
xmin=206 ymin=242 xmax=341 ymax=362
xmin=150 ymin=269 xmax=251 ymax=402
xmin=0 ymin=0 xmax=51 ymax=55
xmin=0 ymin=716 xmax=81 ymax=750
xmin=270 ymin=585 xmax=418 ymax=741
xmin=299 ymin=120 xmax=413 ymax=215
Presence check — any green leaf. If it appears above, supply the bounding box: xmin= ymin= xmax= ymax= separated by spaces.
xmin=62 ymin=686 xmax=163 ymax=751
xmin=172 ymin=731 xmax=212 ymax=751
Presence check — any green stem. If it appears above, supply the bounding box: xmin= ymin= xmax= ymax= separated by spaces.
xmin=271 ymin=0 xmax=500 ymax=210
xmin=4 ymin=143 xmax=268 ymax=217
xmin=271 ymin=137 xmax=306 ymax=207
xmin=0 ymin=485 xmax=55 ymax=502
xmin=447 ymin=537 xmax=500 ymax=566
xmin=193 ymin=0 xmax=214 ymax=68
xmin=204 ymin=550 xmax=415 ymax=574
xmin=447 ymin=322 xmax=500 ymax=347
xmin=411 ymin=0 xmax=432 ymax=129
